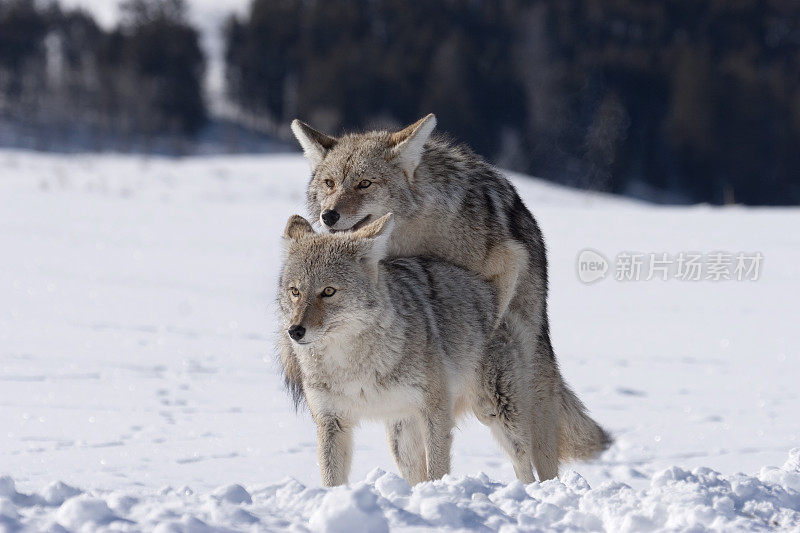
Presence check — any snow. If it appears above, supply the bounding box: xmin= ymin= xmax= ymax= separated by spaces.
xmin=1 ymin=457 xmax=800 ymax=531
xmin=1 ymin=148 xmax=798 ymax=531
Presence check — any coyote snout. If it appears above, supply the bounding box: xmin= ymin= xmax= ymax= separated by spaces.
xmin=322 ymin=210 xmax=373 ymax=233
xmin=287 ymin=324 xmax=306 ymax=341
xmin=320 ymin=208 xmax=372 ymax=232
xmin=320 ymin=209 xmax=339 ymax=227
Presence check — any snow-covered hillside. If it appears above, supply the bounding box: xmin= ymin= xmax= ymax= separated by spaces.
xmin=1 ymin=149 xmax=798 ymax=531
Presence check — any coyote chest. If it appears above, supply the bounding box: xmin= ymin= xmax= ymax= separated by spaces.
xmin=332 ymin=379 xmax=424 ymax=419
xmin=301 ymin=344 xmax=424 ymax=419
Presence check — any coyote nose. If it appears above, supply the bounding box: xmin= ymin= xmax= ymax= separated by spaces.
xmin=288 ymin=325 xmax=306 ymax=341
xmin=321 ymin=209 xmax=340 ymax=227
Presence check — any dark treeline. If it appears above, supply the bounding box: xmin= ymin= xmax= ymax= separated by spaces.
xmin=0 ymin=0 xmax=205 ymax=150
xmin=225 ymin=0 xmax=800 ymax=205
xmin=2 ymin=0 xmax=799 ymax=204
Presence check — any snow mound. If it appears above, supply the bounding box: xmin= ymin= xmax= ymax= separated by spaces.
xmin=42 ymin=481 xmax=83 ymax=506
xmin=212 ymin=483 xmax=252 ymax=504
xmin=56 ymin=495 xmax=121 ymax=529
xmin=4 ymin=449 xmax=800 ymax=531
xmin=760 ymin=448 xmax=800 ymax=493
xmin=309 ymin=483 xmax=389 ymax=533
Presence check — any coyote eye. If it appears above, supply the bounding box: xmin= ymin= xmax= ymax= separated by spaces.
xmin=321 ymin=287 xmax=337 ymax=297
xmin=357 ymin=179 xmax=372 ymax=189
xmin=290 ymin=287 xmax=300 ymax=297
xmin=324 ymin=179 xmax=335 ymax=189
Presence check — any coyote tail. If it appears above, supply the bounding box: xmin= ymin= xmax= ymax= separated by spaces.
xmin=557 ymin=383 xmax=612 ymax=461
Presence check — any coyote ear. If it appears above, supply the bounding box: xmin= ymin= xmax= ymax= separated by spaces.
xmin=283 ymin=215 xmax=315 ymax=241
xmin=388 ymin=114 xmax=436 ymax=178
xmin=291 ymin=119 xmax=337 ymax=171
xmin=352 ymin=212 xmax=395 ymax=242
xmin=353 ymin=213 xmax=395 ymax=274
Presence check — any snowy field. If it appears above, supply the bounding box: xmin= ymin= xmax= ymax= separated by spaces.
xmin=1 ymin=149 xmax=798 ymax=531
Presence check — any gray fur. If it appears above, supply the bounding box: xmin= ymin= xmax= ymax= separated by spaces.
xmin=279 ymin=215 xmax=542 ymax=486
xmin=287 ymin=115 xmax=611 ymax=483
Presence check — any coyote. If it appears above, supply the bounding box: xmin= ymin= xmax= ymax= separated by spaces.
xmin=280 ymin=213 xmax=552 ymax=486
xmin=286 ymin=114 xmax=610 ymax=482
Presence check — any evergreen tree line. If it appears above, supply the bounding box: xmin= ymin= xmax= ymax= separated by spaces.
xmin=2 ymin=0 xmax=799 ymax=204
xmin=224 ymin=0 xmax=800 ymax=205
xmin=0 ymin=0 xmax=205 ymax=150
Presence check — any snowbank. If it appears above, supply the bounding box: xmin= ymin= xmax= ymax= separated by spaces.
xmin=1 ymin=449 xmax=798 ymax=531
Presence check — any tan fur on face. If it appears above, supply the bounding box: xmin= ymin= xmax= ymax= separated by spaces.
xmin=287 ymin=293 xmax=326 ymax=331
xmin=279 ymin=214 xmax=394 ymax=340
xmin=321 ymin=187 xmax=363 ymax=220
xmin=301 ymin=131 xmax=419 ymax=232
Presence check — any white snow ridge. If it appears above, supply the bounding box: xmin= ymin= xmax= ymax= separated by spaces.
xmin=0 ymin=450 xmax=799 ymax=531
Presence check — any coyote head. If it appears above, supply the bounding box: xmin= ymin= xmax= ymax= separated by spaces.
xmin=278 ymin=213 xmax=395 ymax=346
xmin=291 ymin=114 xmax=436 ymax=232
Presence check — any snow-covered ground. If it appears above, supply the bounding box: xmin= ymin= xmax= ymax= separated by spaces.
xmin=1 ymin=149 xmax=798 ymax=531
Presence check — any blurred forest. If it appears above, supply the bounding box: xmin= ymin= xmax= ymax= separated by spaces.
xmin=0 ymin=0 xmax=205 ymax=152
xmin=2 ymin=0 xmax=800 ymax=205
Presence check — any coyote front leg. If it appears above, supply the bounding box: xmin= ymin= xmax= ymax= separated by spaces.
xmin=316 ymin=415 xmax=353 ymax=486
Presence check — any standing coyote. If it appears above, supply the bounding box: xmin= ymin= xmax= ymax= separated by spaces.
xmin=279 ymin=213 xmax=546 ymax=485
xmin=287 ymin=114 xmax=610 ymax=482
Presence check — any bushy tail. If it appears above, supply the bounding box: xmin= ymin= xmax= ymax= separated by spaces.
xmin=557 ymin=383 xmax=612 ymax=462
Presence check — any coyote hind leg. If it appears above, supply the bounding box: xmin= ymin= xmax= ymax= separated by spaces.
xmin=421 ymin=399 xmax=454 ymax=481
xmin=531 ymin=351 xmax=560 ymax=481
xmin=483 ymin=241 xmax=528 ymax=327
xmin=488 ymin=413 xmax=536 ymax=484
xmin=474 ymin=360 xmax=536 ymax=484
xmin=386 ymin=417 xmax=427 ymax=485
xmin=531 ymin=395 xmax=559 ymax=481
